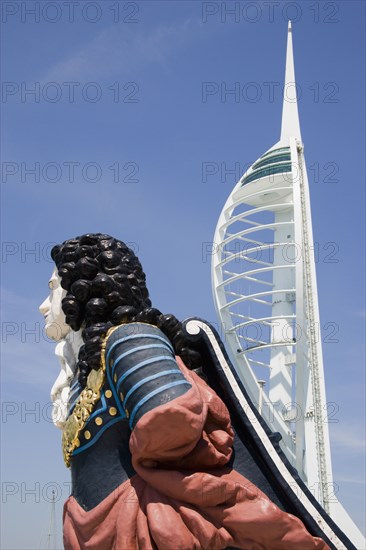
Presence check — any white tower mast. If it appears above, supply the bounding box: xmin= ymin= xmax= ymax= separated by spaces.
xmin=212 ymin=21 xmax=330 ymax=494
xmin=211 ymin=22 xmax=365 ymax=547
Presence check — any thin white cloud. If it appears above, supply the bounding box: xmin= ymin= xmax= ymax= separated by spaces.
xmin=1 ymin=339 xmax=56 ymax=390
xmin=335 ymin=475 xmax=366 ymax=486
xmin=354 ymin=309 xmax=366 ymax=318
xmin=331 ymin=425 xmax=366 ymax=452
xmin=1 ymin=286 xmax=39 ymax=311
xmin=41 ymin=18 xmax=204 ymax=83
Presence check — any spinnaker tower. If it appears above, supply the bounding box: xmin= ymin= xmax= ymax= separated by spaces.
xmin=211 ymin=22 xmax=364 ymax=548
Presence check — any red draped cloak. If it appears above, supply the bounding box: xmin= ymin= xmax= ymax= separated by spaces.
xmin=64 ymin=358 xmax=329 ymax=550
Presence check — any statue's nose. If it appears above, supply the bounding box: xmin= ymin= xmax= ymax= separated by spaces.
xmin=39 ymin=297 xmax=50 ymax=316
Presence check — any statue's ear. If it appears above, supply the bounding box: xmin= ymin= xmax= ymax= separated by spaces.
xmin=51 ymin=245 xmax=61 ymax=263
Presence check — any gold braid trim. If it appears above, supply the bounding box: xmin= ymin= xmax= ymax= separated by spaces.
xmin=62 ymin=325 xmax=120 ymax=468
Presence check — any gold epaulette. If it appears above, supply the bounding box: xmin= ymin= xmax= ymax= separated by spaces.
xmin=62 ymin=326 xmax=119 ymax=467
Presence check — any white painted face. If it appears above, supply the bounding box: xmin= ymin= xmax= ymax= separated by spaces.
xmin=39 ymin=269 xmax=71 ymax=341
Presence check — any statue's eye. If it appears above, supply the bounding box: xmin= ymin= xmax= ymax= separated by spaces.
xmin=48 ymin=279 xmax=58 ymax=290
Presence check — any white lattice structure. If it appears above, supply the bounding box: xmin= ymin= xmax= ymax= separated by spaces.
xmin=211 ymin=22 xmax=364 ymax=548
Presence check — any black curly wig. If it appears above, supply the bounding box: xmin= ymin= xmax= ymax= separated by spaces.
xmin=51 ymin=233 xmax=201 ymax=388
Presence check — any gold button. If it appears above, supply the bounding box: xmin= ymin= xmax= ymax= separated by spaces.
xmin=84 ymin=430 xmax=91 ymax=440
xmin=125 ymin=409 xmax=129 ymax=418
xmin=114 ymin=374 xmax=117 ymax=383
xmin=109 ymin=407 xmax=117 ymax=416
xmin=105 ymin=389 xmax=112 ymax=398
xmin=95 ymin=417 xmax=103 ymax=426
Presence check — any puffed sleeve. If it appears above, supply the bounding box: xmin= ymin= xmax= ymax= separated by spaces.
xmin=105 ymin=322 xmax=192 ymax=429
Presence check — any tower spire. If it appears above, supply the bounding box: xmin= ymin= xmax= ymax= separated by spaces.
xmin=280 ymin=21 xmax=302 ymax=142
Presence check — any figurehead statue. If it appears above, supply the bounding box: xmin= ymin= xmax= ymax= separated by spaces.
xmin=40 ymin=233 xmax=337 ymax=550
xmin=40 ymin=233 xmax=200 ymax=433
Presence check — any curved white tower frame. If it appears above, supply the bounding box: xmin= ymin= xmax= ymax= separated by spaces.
xmin=212 ymin=22 xmax=364 ymax=547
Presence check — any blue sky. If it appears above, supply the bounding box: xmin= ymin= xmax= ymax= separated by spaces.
xmin=1 ymin=1 xmax=365 ymax=547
